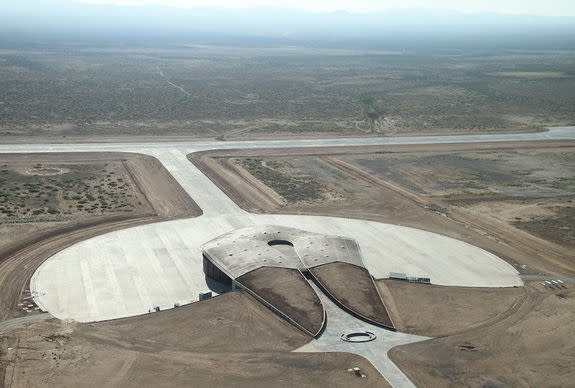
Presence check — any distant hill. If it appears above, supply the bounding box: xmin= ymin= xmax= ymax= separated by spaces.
xmin=1 ymin=2 xmax=574 ymax=48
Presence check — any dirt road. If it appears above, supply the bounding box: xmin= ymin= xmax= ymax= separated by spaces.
xmin=0 ymin=314 xmax=52 ymax=335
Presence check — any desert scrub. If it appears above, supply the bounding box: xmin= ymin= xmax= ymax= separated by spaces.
xmin=240 ymin=158 xmax=325 ymax=203
xmin=0 ymin=162 xmax=137 ymax=222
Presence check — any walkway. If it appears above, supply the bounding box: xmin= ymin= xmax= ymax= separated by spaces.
xmin=295 ymin=282 xmax=428 ymax=387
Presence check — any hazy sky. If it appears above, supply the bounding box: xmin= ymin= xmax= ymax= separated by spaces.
xmin=2 ymin=0 xmax=574 ymax=44
xmin=77 ymin=0 xmax=575 ymax=16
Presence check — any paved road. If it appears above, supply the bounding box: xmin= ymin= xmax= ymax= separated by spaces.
xmin=0 ymin=313 xmax=53 ymax=335
xmin=148 ymin=148 xmax=244 ymax=216
xmin=0 ymin=126 xmax=574 ymax=155
xmin=521 ymin=274 xmax=575 ymax=285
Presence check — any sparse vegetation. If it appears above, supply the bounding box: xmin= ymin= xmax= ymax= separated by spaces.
xmin=0 ymin=47 xmax=574 ymax=139
xmin=351 ymin=150 xmax=575 ymax=199
xmin=514 ymin=207 xmax=575 ymax=246
xmin=0 ymin=162 xmax=137 ymax=223
xmin=487 ymin=71 xmax=570 ymax=78
xmin=239 ymin=158 xmax=325 ymax=203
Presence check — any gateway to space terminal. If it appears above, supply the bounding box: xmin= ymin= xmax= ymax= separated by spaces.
xmin=201 ymin=225 xmax=394 ymax=337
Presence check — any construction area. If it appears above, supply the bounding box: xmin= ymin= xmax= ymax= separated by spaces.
xmin=0 ymin=128 xmax=574 ymax=387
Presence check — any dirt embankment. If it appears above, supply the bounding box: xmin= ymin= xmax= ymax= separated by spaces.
xmin=1 ymin=292 xmax=387 ymax=387
xmin=122 ymin=155 xmax=201 ymax=218
xmin=311 ymin=262 xmax=393 ymax=329
xmin=0 ymin=152 xmax=201 ymax=323
xmin=237 ymin=267 xmax=325 ymax=336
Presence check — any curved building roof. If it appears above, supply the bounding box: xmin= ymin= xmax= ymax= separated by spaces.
xmin=201 ymin=225 xmax=366 ymax=279
xmin=202 ymin=225 xmax=394 ymax=334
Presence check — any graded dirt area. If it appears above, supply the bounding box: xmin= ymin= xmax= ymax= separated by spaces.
xmin=388 ymin=285 xmax=575 ymax=387
xmin=1 ymin=292 xmax=387 ymax=387
xmin=189 ymin=141 xmax=575 ymax=278
xmin=0 ymin=152 xmax=201 ymax=323
xmin=377 ymin=280 xmax=524 ymax=337
xmin=311 ymin=262 xmax=393 ymax=328
xmin=462 ymin=198 xmax=575 ymax=247
xmin=237 ymin=267 xmax=324 ymax=336
xmin=343 ymin=144 xmax=575 ymax=248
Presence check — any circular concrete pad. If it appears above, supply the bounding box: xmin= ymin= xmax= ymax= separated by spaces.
xmin=31 ymin=213 xmax=522 ymax=323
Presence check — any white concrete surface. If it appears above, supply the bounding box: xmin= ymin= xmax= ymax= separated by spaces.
xmin=1 ymin=126 xmax=573 ymax=156
xmin=31 ymin=213 xmax=522 ymax=322
xmin=148 ymin=148 xmax=244 ymax=216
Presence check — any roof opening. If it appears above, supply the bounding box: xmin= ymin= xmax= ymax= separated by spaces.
xmin=267 ymin=240 xmax=294 ymax=247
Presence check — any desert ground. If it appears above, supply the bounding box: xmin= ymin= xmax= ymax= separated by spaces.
xmin=0 ymin=16 xmax=574 ymax=386
xmin=189 ymin=139 xmax=575 ymax=386
xmin=0 ymin=126 xmax=573 ymax=386
xmin=389 ymin=286 xmax=575 ymax=387
xmin=2 ymin=292 xmax=388 ymax=387
xmin=0 ymin=128 xmax=573 ymax=387
xmin=2 ymin=47 xmax=575 ymax=143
